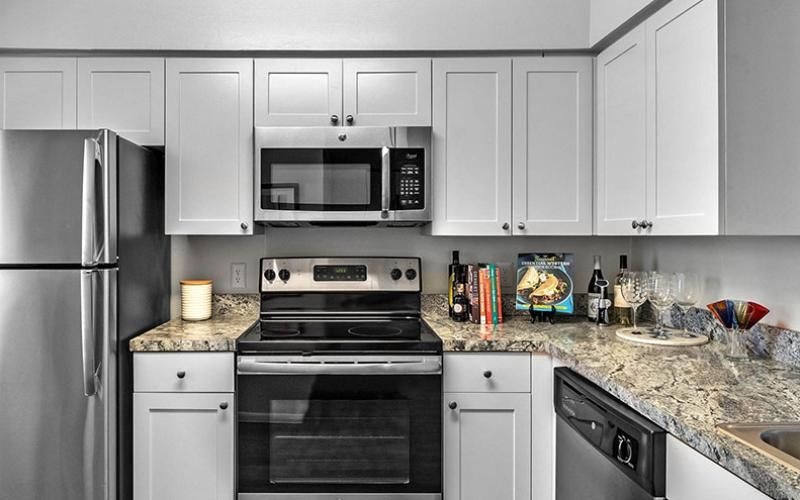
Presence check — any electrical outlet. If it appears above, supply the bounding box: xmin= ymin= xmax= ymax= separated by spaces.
xmin=231 ymin=263 xmax=246 ymax=289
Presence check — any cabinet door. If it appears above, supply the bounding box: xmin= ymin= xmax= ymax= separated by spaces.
xmin=595 ymin=26 xmax=648 ymax=236
xmin=77 ymin=58 xmax=165 ymax=145
xmin=512 ymin=57 xmax=592 ymax=236
xmin=342 ymin=58 xmax=431 ymax=126
xmin=431 ymin=58 xmax=512 ymax=236
xmin=133 ymin=393 xmax=234 ymax=500
xmin=646 ymin=0 xmax=719 ymax=235
xmin=0 ymin=57 xmax=76 ymax=129
xmin=444 ymin=393 xmax=531 ymax=500
xmin=254 ymin=58 xmax=342 ymax=126
xmin=165 ymin=59 xmax=254 ymax=235
xmin=666 ymin=435 xmax=770 ymax=500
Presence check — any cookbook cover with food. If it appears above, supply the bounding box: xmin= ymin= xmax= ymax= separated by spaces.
xmin=516 ymin=253 xmax=575 ymax=314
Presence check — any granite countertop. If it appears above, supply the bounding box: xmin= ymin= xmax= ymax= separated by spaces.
xmin=130 ymin=294 xmax=800 ymax=498
xmin=427 ymin=310 xmax=800 ymax=500
xmin=129 ymin=295 xmax=258 ymax=352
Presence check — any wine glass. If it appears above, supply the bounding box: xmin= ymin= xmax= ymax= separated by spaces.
xmin=647 ymin=272 xmax=677 ymax=340
xmin=674 ymin=273 xmax=702 ymax=337
xmin=619 ymin=271 xmax=648 ymax=334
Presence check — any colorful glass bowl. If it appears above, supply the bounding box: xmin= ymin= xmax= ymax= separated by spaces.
xmin=707 ymin=300 xmax=769 ymax=330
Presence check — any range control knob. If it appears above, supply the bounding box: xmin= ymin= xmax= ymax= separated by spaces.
xmin=390 ymin=268 xmax=403 ymax=280
xmin=405 ymin=268 xmax=417 ymax=280
xmin=278 ymin=269 xmax=291 ymax=282
xmin=264 ymin=269 xmax=276 ymax=282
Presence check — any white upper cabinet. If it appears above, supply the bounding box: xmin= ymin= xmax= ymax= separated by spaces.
xmin=431 ymin=58 xmax=512 ymax=236
xmin=255 ymin=58 xmax=431 ymax=127
xmin=254 ymin=59 xmax=342 ymax=127
xmin=0 ymin=57 xmax=77 ymax=129
xmin=165 ymin=58 xmax=254 ymax=235
xmin=595 ymin=0 xmax=720 ymax=235
xmin=595 ymin=26 xmax=648 ymax=236
xmin=645 ymin=0 xmax=719 ymax=235
xmin=77 ymin=58 xmax=165 ymax=145
xmin=342 ymin=58 xmax=431 ymax=126
xmin=512 ymin=57 xmax=592 ymax=236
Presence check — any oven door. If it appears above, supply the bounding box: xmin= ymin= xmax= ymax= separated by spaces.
xmin=255 ymin=127 xmax=393 ymax=223
xmin=237 ymin=355 xmax=442 ymax=499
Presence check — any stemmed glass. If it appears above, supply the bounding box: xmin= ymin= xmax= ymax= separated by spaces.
xmin=647 ymin=272 xmax=677 ymax=340
xmin=619 ymin=271 xmax=649 ymax=334
xmin=674 ymin=273 xmax=702 ymax=337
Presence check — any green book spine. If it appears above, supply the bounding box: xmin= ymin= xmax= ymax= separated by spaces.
xmin=489 ymin=264 xmax=499 ymax=324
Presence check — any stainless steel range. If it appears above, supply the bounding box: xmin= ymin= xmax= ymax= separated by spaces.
xmin=236 ymin=257 xmax=442 ymax=500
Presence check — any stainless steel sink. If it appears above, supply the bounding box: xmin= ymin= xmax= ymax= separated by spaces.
xmin=718 ymin=423 xmax=800 ymax=472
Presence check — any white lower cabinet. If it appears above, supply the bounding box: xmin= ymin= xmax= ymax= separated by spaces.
xmin=666 ymin=435 xmax=770 ymax=500
xmin=444 ymin=393 xmax=531 ymax=500
xmin=133 ymin=353 xmax=234 ymax=500
xmin=443 ymin=353 xmax=534 ymax=500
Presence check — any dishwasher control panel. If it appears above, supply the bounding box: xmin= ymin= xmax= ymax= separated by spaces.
xmin=614 ymin=429 xmax=638 ymax=470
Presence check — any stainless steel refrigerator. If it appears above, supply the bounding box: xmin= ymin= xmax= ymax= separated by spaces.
xmin=0 ymin=129 xmax=170 ymax=500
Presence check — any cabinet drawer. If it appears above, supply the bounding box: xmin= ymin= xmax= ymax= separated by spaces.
xmin=444 ymin=353 xmax=530 ymax=393
xmin=134 ymin=353 xmax=234 ymax=392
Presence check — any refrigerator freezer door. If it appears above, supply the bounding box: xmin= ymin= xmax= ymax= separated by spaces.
xmin=0 ymin=268 xmax=115 ymax=500
xmin=0 ymin=130 xmax=116 ymax=265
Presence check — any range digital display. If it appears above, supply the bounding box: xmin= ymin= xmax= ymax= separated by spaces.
xmin=313 ymin=265 xmax=367 ymax=282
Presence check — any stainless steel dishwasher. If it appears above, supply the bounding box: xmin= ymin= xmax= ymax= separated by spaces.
xmin=554 ymin=368 xmax=666 ymax=500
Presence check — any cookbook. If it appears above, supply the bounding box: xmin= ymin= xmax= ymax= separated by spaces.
xmin=516 ymin=253 xmax=575 ymax=314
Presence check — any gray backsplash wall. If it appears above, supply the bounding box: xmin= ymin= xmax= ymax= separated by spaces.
xmin=170 ymin=228 xmax=633 ymax=317
xmin=632 ymin=236 xmax=800 ymax=331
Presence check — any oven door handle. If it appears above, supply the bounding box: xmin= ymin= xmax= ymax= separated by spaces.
xmin=237 ymin=357 xmax=442 ymax=375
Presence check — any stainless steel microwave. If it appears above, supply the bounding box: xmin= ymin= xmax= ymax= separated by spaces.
xmin=254 ymin=127 xmax=431 ymax=226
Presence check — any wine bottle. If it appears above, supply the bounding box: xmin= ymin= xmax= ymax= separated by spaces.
xmin=614 ymin=255 xmax=632 ymax=325
xmin=448 ymin=250 xmax=460 ymax=318
xmin=587 ymin=255 xmax=606 ymax=321
xmin=452 ymin=265 xmax=470 ymax=322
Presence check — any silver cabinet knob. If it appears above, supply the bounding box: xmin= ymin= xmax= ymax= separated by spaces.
xmin=240 ymin=222 xmax=248 ymax=230
xmin=338 ymin=133 xmax=347 ymax=142
xmin=502 ymin=222 xmax=510 ymax=230
xmin=176 ymin=370 xmax=186 ymax=379
xmin=330 ymin=114 xmax=339 ymax=124
xmin=345 ymin=114 xmax=354 ymax=124
xmin=448 ymin=401 xmax=458 ymax=410
xmin=632 ymin=220 xmax=641 ymax=229
xmin=517 ymin=222 xmax=526 ymax=230
xmin=642 ymin=220 xmax=654 ymax=229
xmin=219 ymin=402 xmax=228 ymax=410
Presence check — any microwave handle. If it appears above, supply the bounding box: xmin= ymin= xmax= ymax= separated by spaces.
xmin=381 ymin=146 xmax=390 ymax=217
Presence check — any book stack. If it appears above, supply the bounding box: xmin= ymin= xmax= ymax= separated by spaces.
xmin=465 ymin=264 xmax=504 ymax=324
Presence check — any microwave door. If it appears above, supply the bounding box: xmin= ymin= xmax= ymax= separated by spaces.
xmin=258 ymin=147 xmax=384 ymax=221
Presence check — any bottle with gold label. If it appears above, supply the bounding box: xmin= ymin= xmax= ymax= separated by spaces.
xmin=614 ymin=255 xmax=632 ymax=325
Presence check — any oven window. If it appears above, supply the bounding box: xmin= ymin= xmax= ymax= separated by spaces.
xmin=261 ymin=149 xmax=383 ymax=211
xmin=237 ymin=373 xmax=441 ymax=494
xmin=269 ymin=400 xmax=410 ymax=484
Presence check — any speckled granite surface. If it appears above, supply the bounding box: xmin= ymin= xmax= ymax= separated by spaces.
xmin=129 ymin=294 xmax=259 ymax=352
xmin=424 ymin=299 xmax=800 ymax=500
xmin=131 ymin=293 xmax=800 ymax=498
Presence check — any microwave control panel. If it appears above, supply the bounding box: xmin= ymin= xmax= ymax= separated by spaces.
xmin=391 ymin=148 xmax=425 ymax=210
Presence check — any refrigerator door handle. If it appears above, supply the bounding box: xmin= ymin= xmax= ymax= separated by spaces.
xmin=80 ymin=269 xmax=97 ymax=397
xmin=81 ymin=138 xmax=100 ymax=267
